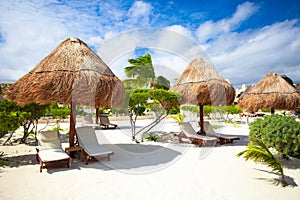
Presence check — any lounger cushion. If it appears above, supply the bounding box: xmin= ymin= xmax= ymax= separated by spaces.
xmin=38 ymin=149 xmax=70 ymax=162
xmin=180 ymin=122 xmax=217 ymax=141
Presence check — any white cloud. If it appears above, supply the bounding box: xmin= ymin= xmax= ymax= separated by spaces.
xmin=0 ymin=0 xmax=299 ymax=89
xmin=196 ymin=1 xmax=259 ymax=43
xmin=97 ymin=28 xmax=211 ymax=80
xmin=208 ymin=20 xmax=300 ymax=86
xmin=166 ymin=25 xmax=193 ymax=38
xmin=127 ymin=1 xmax=152 ymax=25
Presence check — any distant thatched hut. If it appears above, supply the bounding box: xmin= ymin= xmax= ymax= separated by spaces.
xmin=171 ymin=58 xmax=235 ymax=135
xmin=4 ymin=37 xmax=124 ymax=146
xmin=238 ymin=72 xmax=300 ymax=113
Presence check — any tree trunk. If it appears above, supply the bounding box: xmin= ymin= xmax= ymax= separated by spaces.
xmin=20 ymin=121 xmax=31 ymax=144
xmin=281 ymin=173 xmax=288 ymax=187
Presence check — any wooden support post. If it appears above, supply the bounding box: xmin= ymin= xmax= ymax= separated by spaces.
xmin=69 ymin=102 xmax=76 ymax=147
xmin=96 ymin=107 xmax=99 ymax=124
xmin=199 ymin=104 xmax=205 ymax=135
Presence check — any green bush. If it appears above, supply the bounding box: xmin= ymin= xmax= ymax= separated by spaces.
xmin=144 ymin=133 xmax=158 ymax=142
xmin=249 ymin=115 xmax=300 ymax=158
xmin=0 ymin=151 xmax=7 ymax=167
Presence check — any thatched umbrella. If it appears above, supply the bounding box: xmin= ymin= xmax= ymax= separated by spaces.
xmin=4 ymin=37 xmax=124 ymax=147
xmin=238 ymin=72 xmax=300 ymax=114
xmin=170 ymin=58 xmax=235 ymax=135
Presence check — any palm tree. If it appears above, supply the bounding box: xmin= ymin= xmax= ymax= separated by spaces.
xmin=124 ymin=53 xmax=155 ymax=88
xmin=0 ymin=151 xmax=7 ymax=167
xmin=166 ymin=113 xmax=184 ymax=124
xmin=237 ymin=137 xmax=288 ymax=187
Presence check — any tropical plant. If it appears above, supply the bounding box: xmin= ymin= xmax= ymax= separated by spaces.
xmin=127 ymin=89 xmax=181 ymax=141
xmin=0 ymin=151 xmax=7 ymax=167
xmin=281 ymin=75 xmax=294 ymax=87
xmin=225 ymin=105 xmax=243 ymax=121
xmin=47 ymin=104 xmax=70 ymax=119
xmin=144 ymin=133 xmax=158 ymax=142
xmin=48 ymin=124 xmax=64 ymax=131
xmin=166 ymin=113 xmax=184 ymax=124
xmin=180 ymin=105 xmax=212 ymax=117
xmin=124 ymin=53 xmax=155 ymax=88
xmin=151 ymin=75 xmax=170 ymax=90
xmin=249 ymin=114 xmax=300 ymax=159
xmin=0 ymin=100 xmax=25 ymax=139
xmin=237 ymin=137 xmax=288 ymax=187
xmin=19 ymin=103 xmax=49 ymax=143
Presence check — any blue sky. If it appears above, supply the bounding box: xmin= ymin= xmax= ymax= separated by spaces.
xmin=0 ymin=0 xmax=300 ymax=88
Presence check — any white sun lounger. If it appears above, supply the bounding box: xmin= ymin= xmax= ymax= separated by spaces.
xmin=81 ymin=115 xmax=101 ymax=129
xmin=37 ymin=130 xmax=71 ymax=173
xmin=203 ymin=121 xmax=240 ymax=144
xmin=178 ymin=122 xmax=217 ymax=146
xmin=99 ymin=115 xmax=118 ymax=129
xmin=76 ymin=126 xmax=113 ymax=164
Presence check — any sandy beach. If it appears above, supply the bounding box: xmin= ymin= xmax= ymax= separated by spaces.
xmin=0 ymin=118 xmax=300 ymax=200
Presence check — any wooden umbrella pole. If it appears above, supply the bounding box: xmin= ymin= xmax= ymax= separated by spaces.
xmin=69 ymin=102 xmax=76 ymax=147
xmin=96 ymin=107 xmax=99 ymax=124
xmin=199 ymin=104 xmax=205 ymax=135
xmin=271 ymin=108 xmax=275 ymax=114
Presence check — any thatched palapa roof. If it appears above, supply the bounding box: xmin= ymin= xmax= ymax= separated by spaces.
xmin=4 ymin=37 xmax=124 ymax=108
xmin=170 ymin=58 xmax=235 ymax=106
xmin=238 ymin=72 xmax=300 ymax=111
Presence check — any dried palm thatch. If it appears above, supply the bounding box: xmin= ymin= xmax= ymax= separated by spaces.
xmin=170 ymin=58 xmax=235 ymax=135
xmin=170 ymin=58 xmax=235 ymax=106
xmin=4 ymin=37 xmax=124 ymax=108
xmin=238 ymin=72 xmax=300 ymax=112
xmin=4 ymin=37 xmax=124 ymax=147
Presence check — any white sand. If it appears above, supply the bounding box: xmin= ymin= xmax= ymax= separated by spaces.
xmin=0 ymin=119 xmax=300 ymax=200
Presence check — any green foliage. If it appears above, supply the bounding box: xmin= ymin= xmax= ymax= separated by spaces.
xmin=152 ymin=76 xmax=170 ymax=90
xmin=128 ymin=89 xmax=180 ymax=116
xmin=144 ymin=133 xmax=158 ymax=142
xmin=48 ymin=107 xmax=70 ymax=119
xmin=48 ymin=125 xmax=64 ymax=131
xmin=124 ymin=53 xmax=155 ymax=88
xmin=180 ymin=105 xmax=241 ymax=116
xmin=166 ymin=113 xmax=184 ymax=124
xmin=0 ymin=100 xmax=26 ymax=138
xmin=249 ymin=114 xmax=300 ymax=158
xmin=281 ymin=75 xmax=294 ymax=87
xmin=226 ymin=105 xmax=243 ymax=115
xmin=261 ymin=108 xmax=271 ymax=113
xmin=237 ymin=137 xmax=288 ymax=187
xmin=76 ymin=109 xmax=89 ymax=116
xmin=19 ymin=103 xmax=49 ymax=143
xmin=21 ymin=103 xmax=49 ymax=121
xmin=127 ymin=88 xmax=181 ymax=140
xmin=0 ymin=151 xmax=7 ymax=167
xmin=0 ymin=100 xmax=50 ymax=143
xmin=148 ymin=89 xmax=181 ymax=114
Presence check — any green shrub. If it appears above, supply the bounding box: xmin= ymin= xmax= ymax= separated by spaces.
xmin=0 ymin=151 xmax=7 ymax=167
xmin=144 ymin=133 xmax=158 ymax=142
xmin=249 ymin=115 xmax=300 ymax=158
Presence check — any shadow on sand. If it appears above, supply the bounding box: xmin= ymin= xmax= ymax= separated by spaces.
xmin=255 ymin=168 xmax=298 ymax=187
xmin=92 ymin=143 xmax=183 ymax=174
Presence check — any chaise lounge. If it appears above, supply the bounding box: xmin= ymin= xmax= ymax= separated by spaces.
xmin=100 ymin=115 xmax=118 ymax=129
xmin=37 ymin=130 xmax=72 ymax=173
xmin=81 ymin=115 xmax=101 ymax=129
xmin=203 ymin=121 xmax=240 ymax=144
xmin=76 ymin=126 xmax=114 ymax=164
xmin=178 ymin=122 xmax=217 ymax=146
